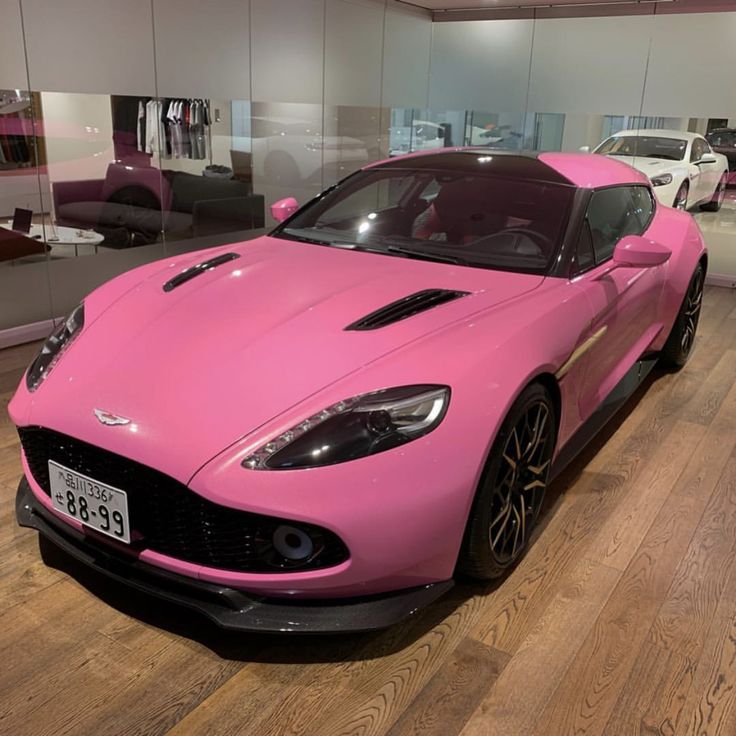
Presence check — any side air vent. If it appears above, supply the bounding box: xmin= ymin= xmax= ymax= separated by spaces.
xmin=163 ymin=252 xmax=240 ymax=292
xmin=346 ymin=289 xmax=470 ymax=331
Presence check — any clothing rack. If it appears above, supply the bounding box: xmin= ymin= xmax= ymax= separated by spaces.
xmin=138 ymin=98 xmax=212 ymax=161
xmin=0 ymin=92 xmax=34 ymax=168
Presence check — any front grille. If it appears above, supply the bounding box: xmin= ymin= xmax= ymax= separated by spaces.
xmin=18 ymin=426 xmax=349 ymax=573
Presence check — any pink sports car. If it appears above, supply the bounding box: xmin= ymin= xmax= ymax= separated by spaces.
xmin=12 ymin=150 xmax=706 ymax=633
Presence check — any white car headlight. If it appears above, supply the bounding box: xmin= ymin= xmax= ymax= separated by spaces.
xmin=650 ymin=173 xmax=673 ymax=187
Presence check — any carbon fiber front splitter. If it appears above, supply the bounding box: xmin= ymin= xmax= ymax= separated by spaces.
xmin=15 ymin=477 xmax=453 ymax=634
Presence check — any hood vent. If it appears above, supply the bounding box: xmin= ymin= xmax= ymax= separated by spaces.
xmin=163 ymin=252 xmax=240 ymax=292
xmin=346 ymin=289 xmax=470 ymax=331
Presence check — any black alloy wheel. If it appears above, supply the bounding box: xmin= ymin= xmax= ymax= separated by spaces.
xmin=458 ymin=383 xmax=557 ymax=580
xmin=673 ymin=182 xmax=689 ymax=210
xmin=661 ymin=264 xmax=705 ymax=368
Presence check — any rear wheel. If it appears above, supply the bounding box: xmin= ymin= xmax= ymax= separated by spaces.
xmin=673 ymin=181 xmax=689 ymax=210
xmin=700 ymin=173 xmax=727 ymax=212
xmin=660 ymin=264 xmax=705 ymax=369
xmin=458 ymin=383 xmax=556 ymax=580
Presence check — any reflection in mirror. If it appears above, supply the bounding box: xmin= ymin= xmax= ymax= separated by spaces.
xmin=153 ymin=96 xmax=264 ymax=255
xmin=250 ymin=102 xmax=324 ymax=226
xmin=321 ymin=105 xmax=378 ymax=189
xmin=0 ymin=88 xmax=55 ymax=333
xmin=0 ymin=89 xmax=48 ymax=262
xmin=387 ymin=109 xmax=537 ymax=155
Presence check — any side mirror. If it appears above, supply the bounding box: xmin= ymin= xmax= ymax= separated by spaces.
xmin=270 ymin=197 xmax=299 ymax=223
xmin=695 ymin=153 xmax=718 ymax=165
xmin=579 ymin=145 xmax=591 ymax=153
xmin=613 ymin=235 xmax=671 ymax=268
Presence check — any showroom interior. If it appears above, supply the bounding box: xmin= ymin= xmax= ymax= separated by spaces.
xmin=2 ymin=0 xmax=736 ymax=734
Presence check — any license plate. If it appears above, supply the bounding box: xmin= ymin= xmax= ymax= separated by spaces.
xmin=48 ymin=460 xmax=131 ymax=543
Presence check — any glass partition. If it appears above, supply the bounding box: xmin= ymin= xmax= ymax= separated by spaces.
xmin=0 ymin=0 xmax=52 ymax=335
xmin=152 ymin=0 xmax=261 ymax=255
xmin=12 ymin=0 xmax=163 ymax=324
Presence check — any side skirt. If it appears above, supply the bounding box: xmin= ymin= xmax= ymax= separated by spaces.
xmin=549 ymin=355 xmax=659 ymax=480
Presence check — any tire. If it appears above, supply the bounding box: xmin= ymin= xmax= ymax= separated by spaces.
xmin=673 ymin=181 xmax=689 ymax=210
xmin=700 ymin=173 xmax=728 ymax=212
xmin=457 ymin=383 xmax=557 ymax=580
xmin=660 ymin=263 xmax=705 ymax=369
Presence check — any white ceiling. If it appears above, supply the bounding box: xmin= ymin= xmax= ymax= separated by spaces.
xmin=407 ymin=0 xmax=667 ymax=8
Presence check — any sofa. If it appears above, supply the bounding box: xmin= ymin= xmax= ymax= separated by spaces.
xmin=52 ymin=163 xmax=265 ymax=247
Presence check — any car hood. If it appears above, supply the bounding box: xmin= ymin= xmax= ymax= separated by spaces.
xmin=23 ymin=236 xmax=544 ymax=482
xmin=603 ymin=155 xmax=681 ymax=176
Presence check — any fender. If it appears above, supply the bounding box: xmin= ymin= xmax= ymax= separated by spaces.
xmin=647 ymin=208 xmax=706 ymax=352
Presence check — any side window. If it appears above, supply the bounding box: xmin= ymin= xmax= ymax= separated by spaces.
xmin=690 ymin=138 xmax=708 ymax=163
xmin=572 ymin=220 xmax=596 ymax=274
xmin=582 ymin=187 xmax=644 ymax=266
xmin=629 ymin=186 xmax=655 ymax=230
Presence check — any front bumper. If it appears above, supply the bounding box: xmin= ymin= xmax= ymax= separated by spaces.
xmin=16 ymin=477 xmax=453 ymax=633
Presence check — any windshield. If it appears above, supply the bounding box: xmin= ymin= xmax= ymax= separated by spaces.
xmin=272 ymin=168 xmax=574 ymax=274
xmin=596 ymin=135 xmax=687 ymax=161
xmin=707 ymin=131 xmax=736 ymax=147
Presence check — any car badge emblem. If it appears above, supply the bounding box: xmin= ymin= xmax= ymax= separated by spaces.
xmin=94 ymin=409 xmax=131 ymax=426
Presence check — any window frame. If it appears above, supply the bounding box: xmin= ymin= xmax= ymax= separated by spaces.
xmin=690 ymin=137 xmax=709 ymax=163
xmin=567 ymin=183 xmax=657 ymax=279
xmin=272 ymin=165 xmax=577 ymax=276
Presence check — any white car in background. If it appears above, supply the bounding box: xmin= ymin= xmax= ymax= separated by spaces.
xmin=389 ymin=120 xmax=446 ymax=156
xmin=591 ymin=129 xmax=728 ymax=211
xmin=248 ymin=117 xmax=369 ymax=185
xmin=388 ymin=120 xmax=492 ymax=156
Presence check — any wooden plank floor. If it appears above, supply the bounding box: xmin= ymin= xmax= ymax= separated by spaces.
xmin=1 ymin=285 xmax=736 ymax=736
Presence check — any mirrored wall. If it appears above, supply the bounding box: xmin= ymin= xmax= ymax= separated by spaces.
xmin=0 ymin=0 xmax=432 ymax=338
xmin=2 ymin=1 xmax=735 ymax=341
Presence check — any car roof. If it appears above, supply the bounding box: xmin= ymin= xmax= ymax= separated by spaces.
xmin=609 ymin=128 xmax=701 ymax=142
xmin=539 ymin=152 xmax=649 ymax=188
xmin=365 ymin=148 xmax=648 ymax=189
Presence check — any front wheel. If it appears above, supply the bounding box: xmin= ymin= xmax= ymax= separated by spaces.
xmin=700 ymin=173 xmax=727 ymax=212
xmin=457 ymin=383 xmax=557 ymax=580
xmin=660 ymin=264 xmax=705 ymax=369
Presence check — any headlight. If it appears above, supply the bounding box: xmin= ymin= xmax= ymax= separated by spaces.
xmin=650 ymin=173 xmax=673 ymax=187
xmin=243 ymin=385 xmax=450 ymax=470
xmin=26 ymin=303 xmax=85 ymax=392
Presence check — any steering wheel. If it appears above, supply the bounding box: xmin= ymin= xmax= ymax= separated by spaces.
xmin=498 ymin=227 xmax=551 ymax=254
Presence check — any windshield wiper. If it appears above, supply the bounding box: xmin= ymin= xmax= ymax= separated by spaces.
xmin=386 ymin=246 xmax=467 ymax=266
xmin=281 ymin=232 xmax=363 ymax=249
xmin=281 ymin=232 xmax=332 ymax=245
xmin=282 ymin=230 xmax=466 ymax=265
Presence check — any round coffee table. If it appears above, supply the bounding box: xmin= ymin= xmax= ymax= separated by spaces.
xmin=2 ymin=223 xmax=104 ymax=255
